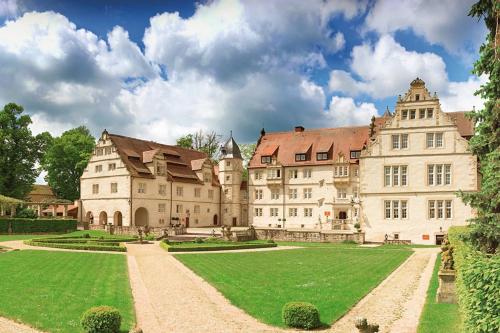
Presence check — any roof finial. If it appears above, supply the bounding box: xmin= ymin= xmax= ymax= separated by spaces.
xmin=230 ymin=130 xmax=233 ymax=138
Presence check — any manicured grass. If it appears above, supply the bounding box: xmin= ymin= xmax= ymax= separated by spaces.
xmin=275 ymin=241 xmax=360 ymax=248
xmin=161 ymin=239 xmax=276 ymax=252
xmin=418 ymin=254 xmax=462 ymax=333
xmin=176 ymin=246 xmax=412 ymax=327
xmin=0 ymin=230 xmax=136 ymax=243
xmin=0 ymin=234 xmax=57 ymax=242
xmin=0 ymin=250 xmax=134 ymax=333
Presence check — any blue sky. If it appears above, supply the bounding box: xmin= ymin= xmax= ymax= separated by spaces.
xmin=0 ymin=0 xmax=487 ymax=146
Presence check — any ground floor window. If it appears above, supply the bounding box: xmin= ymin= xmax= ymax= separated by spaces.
xmin=254 ymin=208 xmax=262 ymax=217
xmin=384 ymin=200 xmax=408 ymax=219
xmin=270 ymin=208 xmax=279 ymax=217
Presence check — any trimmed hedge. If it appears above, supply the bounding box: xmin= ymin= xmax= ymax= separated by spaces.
xmin=81 ymin=306 xmax=121 ymax=333
xmin=25 ymin=240 xmax=126 ymax=252
xmin=448 ymin=227 xmax=500 ymax=333
xmin=161 ymin=241 xmax=277 ymax=252
xmin=282 ymin=302 xmax=321 ymax=329
xmin=0 ymin=218 xmax=77 ymax=233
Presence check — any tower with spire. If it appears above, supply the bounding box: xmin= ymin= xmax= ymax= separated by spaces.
xmin=218 ymin=131 xmax=244 ymax=226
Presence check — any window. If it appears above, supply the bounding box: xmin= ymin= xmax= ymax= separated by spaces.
xmin=194 ymin=188 xmax=201 ymax=198
xmin=92 ymin=184 xmax=99 ymax=194
xmin=105 ymin=147 xmax=112 ymax=155
xmin=194 ymin=205 xmax=200 ymax=214
xmin=337 ymin=188 xmax=347 ymax=199
xmin=158 ymin=204 xmax=166 ymax=213
xmin=226 ymin=175 xmax=231 ymax=181
xmin=254 ymin=189 xmax=263 ymax=200
xmin=176 ymin=204 xmax=183 ymax=214
xmin=226 ymin=161 xmax=231 ymax=167
xmin=402 ymin=109 xmax=408 ymax=119
xmin=254 ymin=171 xmax=263 ymax=180
xmin=385 ymin=165 xmax=408 ymax=186
xmin=288 ymin=188 xmax=298 ymax=199
xmin=270 ymin=208 xmax=279 ymax=217
xmin=303 ymin=188 xmax=312 ymax=199
xmin=428 ymin=164 xmax=452 ymax=186
xmin=354 ymin=167 xmax=359 ymax=176
xmin=261 ymin=156 xmax=271 ymax=164
xmin=295 ymin=154 xmax=306 ymax=161
xmin=138 ymin=183 xmax=146 ymax=194
xmin=350 ymin=150 xmax=361 ymax=159
xmin=419 ymin=109 xmax=426 ymax=119
xmin=203 ymin=173 xmax=211 ymax=182
xmin=176 ymin=186 xmax=183 ymax=197
xmin=271 ymin=190 xmax=280 ymax=200
xmin=95 ymin=165 xmax=102 ymax=173
xmin=159 ymin=218 xmax=165 ymax=224
xmin=110 ymin=183 xmax=118 ymax=193
xmin=267 ymin=169 xmax=281 ymax=179
xmin=303 ymin=169 xmax=312 ymax=178
xmin=410 ymin=109 xmax=416 ymax=119
xmin=317 ymin=152 xmax=329 ymax=160
xmin=384 ymin=200 xmax=408 ymax=219
xmin=428 ymin=200 xmax=452 ymax=219
xmin=415 ymin=94 xmax=420 ymax=101
xmin=427 ymin=108 xmax=434 ymax=118
xmin=108 ymin=163 xmax=116 ymax=171
xmin=208 ymin=189 xmax=214 ymax=199
xmin=288 ymin=208 xmax=298 ymax=217
xmin=335 ymin=165 xmax=349 ymax=177
xmin=159 ymin=184 xmax=166 ymax=195
xmin=254 ymin=208 xmax=263 ymax=217
xmin=427 ymin=132 xmax=444 ymax=148
xmin=96 ymin=148 xmax=103 ymax=156
xmin=392 ymin=134 xmax=408 ymax=149
xmin=156 ymin=163 xmax=166 ymax=175
xmin=289 ymin=170 xmax=298 ymax=179
xmin=224 ymin=188 xmax=229 ymax=195
xmin=304 ymin=208 xmax=313 ymax=217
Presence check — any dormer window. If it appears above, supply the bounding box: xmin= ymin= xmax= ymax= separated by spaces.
xmin=317 ymin=152 xmax=329 ymax=160
xmin=156 ymin=163 xmax=166 ymax=175
xmin=261 ymin=156 xmax=271 ymax=164
xmin=295 ymin=153 xmax=307 ymax=162
xmin=350 ymin=151 xmax=361 ymax=159
xmin=415 ymin=94 xmax=420 ymax=101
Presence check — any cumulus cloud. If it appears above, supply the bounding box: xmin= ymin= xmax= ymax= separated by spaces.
xmin=325 ymin=96 xmax=378 ymax=127
xmin=0 ymin=0 xmax=17 ymax=17
xmin=364 ymin=0 xmax=486 ymax=56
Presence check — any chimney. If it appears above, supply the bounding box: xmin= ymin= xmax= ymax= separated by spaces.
xmin=294 ymin=126 xmax=305 ymax=132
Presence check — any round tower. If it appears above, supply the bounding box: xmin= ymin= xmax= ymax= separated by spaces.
xmin=218 ymin=132 xmax=243 ymax=226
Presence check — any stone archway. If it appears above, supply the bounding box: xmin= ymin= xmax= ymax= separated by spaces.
xmin=99 ymin=211 xmax=108 ymax=225
xmin=134 ymin=207 xmax=148 ymax=227
xmin=114 ymin=211 xmax=123 ymax=226
xmin=86 ymin=211 xmax=94 ymax=224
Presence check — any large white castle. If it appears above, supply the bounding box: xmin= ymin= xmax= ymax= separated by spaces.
xmin=80 ymin=79 xmax=478 ymax=244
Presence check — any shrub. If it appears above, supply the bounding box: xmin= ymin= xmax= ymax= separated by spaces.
xmin=0 ymin=218 xmax=77 ymax=233
xmin=267 ymin=239 xmax=275 ymax=244
xmin=81 ymin=306 xmax=121 ymax=333
xmin=0 ymin=219 xmax=9 ymax=233
xmin=15 ymin=208 xmax=38 ymax=219
xmin=25 ymin=240 xmax=126 ymax=252
xmin=282 ymin=302 xmax=321 ymax=329
xmin=83 ymin=233 xmax=91 ymax=238
xmin=354 ymin=222 xmax=361 ymax=230
xmin=194 ymin=237 xmax=204 ymax=244
xmin=448 ymin=227 xmax=500 ymax=333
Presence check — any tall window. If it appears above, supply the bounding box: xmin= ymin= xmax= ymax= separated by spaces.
xmin=158 ymin=184 xmax=166 ymax=195
xmin=110 ymin=183 xmax=118 ymax=193
xmin=254 ymin=189 xmax=263 ymax=200
xmin=108 ymin=163 xmax=116 ymax=171
xmin=303 ymin=188 xmax=312 ymax=199
xmin=335 ymin=166 xmax=348 ymax=177
xmin=289 ymin=170 xmax=298 ymax=179
xmin=156 ymin=163 xmax=166 ymax=175
xmin=337 ymin=188 xmax=347 ymax=199
xmin=254 ymin=171 xmax=262 ymax=180
xmin=401 ymin=109 xmax=408 ymax=119
xmin=176 ymin=186 xmax=183 ymax=197
xmin=208 ymin=189 xmax=214 ymax=199
xmin=176 ymin=204 xmax=183 ymax=214
xmin=271 ymin=190 xmax=280 ymax=200
xmin=288 ymin=188 xmax=298 ymax=199
xmin=270 ymin=208 xmax=279 ymax=217
xmin=392 ymin=134 xmax=408 ymax=149
xmin=194 ymin=188 xmax=201 ymax=197
xmin=138 ymin=183 xmax=146 ymax=194
xmin=427 ymin=132 xmax=444 ymax=148
xmin=254 ymin=208 xmax=262 ymax=217
xmin=384 ymin=200 xmax=408 ymax=219
xmin=95 ymin=165 xmax=102 ymax=173
xmin=410 ymin=109 xmax=416 ymax=119
xmin=288 ymin=208 xmax=298 ymax=217
xmin=92 ymin=184 xmax=99 ymax=194
xmin=303 ymin=169 xmax=312 ymax=178
xmin=267 ymin=169 xmax=281 ymax=179
xmin=427 ymin=164 xmax=452 ymax=185
xmin=158 ymin=204 xmax=166 ymax=213
xmin=304 ymin=208 xmax=313 ymax=217
xmin=384 ymin=165 xmax=408 ymax=186
xmin=427 ymin=108 xmax=434 ymax=118
xmin=419 ymin=109 xmax=426 ymax=119
xmin=428 ymin=200 xmax=452 ymax=219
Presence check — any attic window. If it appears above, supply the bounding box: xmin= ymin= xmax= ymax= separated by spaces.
xmin=415 ymin=94 xmax=420 ymax=101
xmin=402 ymin=109 xmax=408 ymax=120
xmin=410 ymin=109 xmax=416 ymax=119
xmin=295 ymin=153 xmax=307 ymax=161
xmin=261 ymin=156 xmax=271 ymax=164
xmin=317 ymin=152 xmax=329 ymax=161
xmin=350 ymin=151 xmax=361 ymax=159
xmin=427 ymin=108 xmax=434 ymax=118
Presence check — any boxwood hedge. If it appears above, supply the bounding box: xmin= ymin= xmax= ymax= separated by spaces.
xmin=0 ymin=218 xmax=77 ymax=233
xmin=282 ymin=302 xmax=321 ymax=329
xmin=448 ymin=226 xmax=500 ymax=333
xmin=25 ymin=240 xmax=126 ymax=252
xmin=160 ymin=241 xmax=277 ymax=252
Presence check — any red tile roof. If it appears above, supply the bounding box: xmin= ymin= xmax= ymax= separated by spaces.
xmin=447 ymin=111 xmax=474 ymax=137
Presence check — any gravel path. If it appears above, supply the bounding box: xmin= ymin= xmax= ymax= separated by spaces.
xmin=328 ymin=248 xmax=439 ymax=333
xmin=0 ymin=317 xmax=44 ymax=333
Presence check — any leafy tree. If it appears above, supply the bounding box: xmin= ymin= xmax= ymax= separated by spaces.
xmin=459 ymin=0 xmax=499 ymax=253
xmin=41 ymin=126 xmax=95 ymax=201
xmin=176 ymin=134 xmax=193 ymax=149
xmin=0 ymin=103 xmax=50 ymax=199
xmin=176 ymin=130 xmax=222 ymax=161
xmin=239 ymin=143 xmax=256 ymax=180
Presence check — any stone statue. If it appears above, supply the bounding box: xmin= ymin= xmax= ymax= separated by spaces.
xmin=440 ymin=236 xmax=454 ymax=270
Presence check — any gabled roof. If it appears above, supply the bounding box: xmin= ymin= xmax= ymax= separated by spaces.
xmin=109 ymin=133 xmax=211 ymax=184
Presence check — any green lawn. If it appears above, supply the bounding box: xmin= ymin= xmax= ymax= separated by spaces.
xmin=0 ymin=234 xmax=56 ymax=242
xmin=176 ymin=247 xmax=412 ymax=327
xmin=0 ymin=250 xmax=134 ymax=333
xmin=0 ymin=230 xmax=135 ymax=243
xmin=418 ymin=254 xmax=462 ymax=333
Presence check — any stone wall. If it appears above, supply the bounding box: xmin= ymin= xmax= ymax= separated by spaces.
xmin=254 ymin=227 xmax=364 ymax=243
xmin=87 ymin=224 xmax=185 ymax=237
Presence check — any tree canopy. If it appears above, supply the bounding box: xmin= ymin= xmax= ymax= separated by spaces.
xmin=0 ymin=103 xmax=51 ymax=199
xmin=41 ymin=126 xmax=95 ymax=202
xmin=460 ymin=0 xmax=499 ymax=253
xmin=176 ymin=129 xmax=222 ymax=161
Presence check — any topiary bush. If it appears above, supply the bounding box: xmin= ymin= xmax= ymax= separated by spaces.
xmin=282 ymin=302 xmax=321 ymax=329
xmin=81 ymin=306 xmax=121 ymax=333
xmin=15 ymin=208 xmax=38 ymax=219
xmin=194 ymin=237 xmax=204 ymax=243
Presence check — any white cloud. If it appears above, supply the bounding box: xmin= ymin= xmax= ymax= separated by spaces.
xmin=439 ymin=75 xmax=486 ymax=111
xmin=364 ymin=0 xmax=486 ymax=56
xmin=0 ymin=0 xmax=17 ymax=17
xmin=325 ymin=96 xmax=378 ymax=127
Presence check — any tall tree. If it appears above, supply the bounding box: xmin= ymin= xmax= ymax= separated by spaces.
xmin=0 ymin=103 xmax=50 ymax=199
xmin=460 ymin=0 xmax=499 ymax=253
xmin=176 ymin=130 xmax=222 ymax=161
xmin=41 ymin=126 xmax=95 ymax=201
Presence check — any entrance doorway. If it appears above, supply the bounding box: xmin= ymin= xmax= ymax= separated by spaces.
xmin=338 ymin=211 xmax=347 ymax=220
xmin=185 ymin=217 xmax=190 ymax=228
xmin=232 ymin=217 xmax=237 ymax=227
xmin=435 ymin=234 xmax=445 ymax=245
xmin=134 ymin=207 xmax=148 ymax=226
xmin=213 ymin=214 xmax=218 ymax=225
